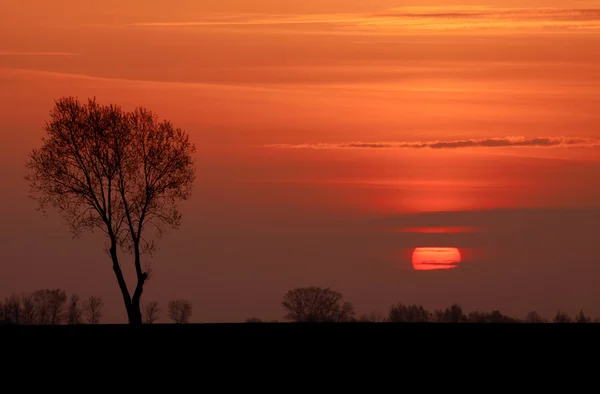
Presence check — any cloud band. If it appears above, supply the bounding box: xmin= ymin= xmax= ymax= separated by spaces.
xmin=262 ymin=136 xmax=600 ymax=150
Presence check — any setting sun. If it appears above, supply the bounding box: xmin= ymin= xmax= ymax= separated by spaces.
xmin=412 ymin=247 xmax=462 ymax=271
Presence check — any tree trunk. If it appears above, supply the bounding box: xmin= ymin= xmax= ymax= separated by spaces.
xmin=109 ymin=239 xmax=135 ymax=324
xmin=128 ymin=302 xmax=143 ymax=325
xmin=130 ymin=241 xmax=147 ymax=325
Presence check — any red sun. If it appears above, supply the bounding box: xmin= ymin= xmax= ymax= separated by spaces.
xmin=412 ymin=247 xmax=462 ymax=271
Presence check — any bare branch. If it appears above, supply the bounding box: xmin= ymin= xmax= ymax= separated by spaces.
xmin=143 ymin=301 xmax=160 ymax=324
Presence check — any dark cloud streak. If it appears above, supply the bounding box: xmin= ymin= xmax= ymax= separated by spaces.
xmin=263 ymin=136 xmax=600 ymax=150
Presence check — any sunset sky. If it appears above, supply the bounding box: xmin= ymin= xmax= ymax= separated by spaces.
xmin=2 ymin=0 xmax=600 ymax=322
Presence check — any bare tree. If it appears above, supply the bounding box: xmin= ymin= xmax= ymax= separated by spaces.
xmin=143 ymin=301 xmax=160 ymax=324
xmin=32 ymin=289 xmax=67 ymax=324
xmin=25 ymin=97 xmax=196 ymax=325
xmin=66 ymin=294 xmax=83 ymax=325
xmin=20 ymin=293 xmax=37 ymax=325
xmin=83 ymin=296 xmax=104 ymax=324
xmin=33 ymin=289 xmax=51 ymax=324
xmin=281 ymin=286 xmax=352 ymax=322
xmin=168 ymin=300 xmax=192 ymax=324
xmin=48 ymin=289 xmax=67 ymax=324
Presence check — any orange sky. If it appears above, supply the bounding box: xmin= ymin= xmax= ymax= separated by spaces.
xmin=2 ymin=0 xmax=600 ymax=323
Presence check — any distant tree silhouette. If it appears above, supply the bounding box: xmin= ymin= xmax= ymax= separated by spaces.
xmin=281 ymin=286 xmax=355 ymax=322
xmin=25 ymin=97 xmax=196 ymax=325
xmin=553 ymin=310 xmax=571 ymax=323
xmin=32 ymin=289 xmax=67 ymax=324
xmin=168 ymin=300 xmax=192 ymax=324
xmin=388 ymin=303 xmax=430 ymax=322
xmin=339 ymin=302 xmax=357 ymax=322
xmin=467 ymin=311 xmax=488 ymax=323
xmin=143 ymin=301 xmax=160 ymax=324
xmin=20 ymin=293 xmax=36 ymax=325
xmin=468 ymin=310 xmax=518 ymax=323
xmin=575 ymin=310 xmax=591 ymax=323
xmin=3 ymin=294 xmax=21 ymax=324
xmin=33 ymin=290 xmax=51 ymax=324
xmin=83 ymin=296 xmax=104 ymax=324
xmin=66 ymin=294 xmax=83 ymax=325
xmin=524 ymin=311 xmax=546 ymax=323
xmin=433 ymin=304 xmax=467 ymax=323
xmin=48 ymin=289 xmax=67 ymax=324
xmin=5 ymin=284 xmax=600 ymax=325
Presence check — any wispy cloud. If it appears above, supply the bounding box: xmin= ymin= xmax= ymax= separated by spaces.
xmin=121 ymin=7 xmax=600 ymax=33
xmin=0 ymin=51 xmax=74 ymax=56
xmin=0 ymin=67 xmax=281 ymax=93
xmin=262 ymin=137 xmax=600 ymax=150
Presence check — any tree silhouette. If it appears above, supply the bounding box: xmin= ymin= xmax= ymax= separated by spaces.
xmin=467 ymin=310 xmax=517 ymax=323
xmin=143 ymin=301 xmax=160 ymax=324
xmin=433 ymin=304 xmax=467 ymax=323
xmin=338 ymin=301 xmax=356 ymax=322
xmin=33 ymin=290 xmax=50 ymax=324
xmin=32 ymin=289 xmax=67 ymax=324
xmin=168 ymin=300 xmax=192 ymax=324
xmin=21 ymin=293 xmax=37 ymax=325
xmin=524 ymin=311 xmax=546 ymax=323
xmin=3 ymin=294 xmax=21 ymax=324
xmin=83 ymin=296 xmax=104 ymax=324
xmin=66 ymin=294 xmax=83 ymax=325
xmin=25 ymin=97 xmax=196 ymax=325
xmin=553 ymin=310 xmax=571 ymax=323
xmin=281 ymin=286 xmax=354 ymax=322
xmin=575 ymin=310 xmax=591 ymax=323
xmin=48 ymin=289 xmax=67 ymax=324
xmin=388 ymin=303 xmax=430 ymax=322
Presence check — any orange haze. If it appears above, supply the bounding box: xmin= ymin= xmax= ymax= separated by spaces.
xmin=1 ymin=0 xmax=600 ymax=323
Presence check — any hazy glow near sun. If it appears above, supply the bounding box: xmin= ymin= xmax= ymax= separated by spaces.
xmin=412 ymin=247 xmax=462 ymax=271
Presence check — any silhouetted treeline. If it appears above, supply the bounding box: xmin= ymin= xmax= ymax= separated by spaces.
xmin=0 ymin=289 xmax=104 ymax=325
xmin=0 ymin=289 xmax=193 ymax=325
xmin=277 ymin=286 xmax=599 ymax=324
xmin=3 ymin=285 xmax=597 ymax=324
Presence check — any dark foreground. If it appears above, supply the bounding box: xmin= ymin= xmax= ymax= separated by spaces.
xmin=3 ymin=321 xmax=598 ymax=342
xmin=3 ymin=323 xmax=598 ymax=363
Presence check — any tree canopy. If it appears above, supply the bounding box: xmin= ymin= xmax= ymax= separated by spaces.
xmin=281 ymin=286 xmax=355 ymax=322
